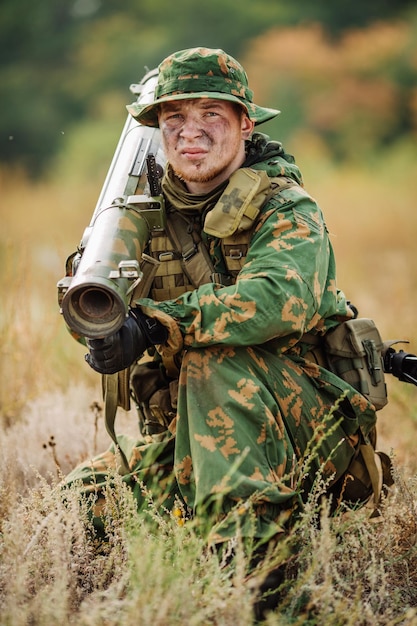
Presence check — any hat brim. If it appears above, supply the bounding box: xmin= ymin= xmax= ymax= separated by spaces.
xmin=126 ymin=91 xmax=280 ymax=127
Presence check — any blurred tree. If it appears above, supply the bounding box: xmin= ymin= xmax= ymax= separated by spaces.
xmin=283 ymin=0 xmax=416 ymax=36
xmin=1 ymin=0 xmax=83 ymax=174
xmin=0 ymin=0 xmax=289 ymax=175
xmin=1 ymin=0 xmax=416 ymax=175
xmin=244 ymin=20 xmax=417 ymax=160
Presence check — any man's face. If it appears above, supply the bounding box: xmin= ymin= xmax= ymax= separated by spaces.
xmin=158 ymin=98 xmax=254 ymax=193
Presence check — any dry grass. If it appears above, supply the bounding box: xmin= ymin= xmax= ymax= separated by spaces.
xmin=1 ymin=144 xmax=417 ymax=624
xmin=1 ymin=426 xmax=417 ymax=625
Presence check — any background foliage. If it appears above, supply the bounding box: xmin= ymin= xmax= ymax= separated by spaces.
xmin=2 ymin=0 xmax=417 ymax=175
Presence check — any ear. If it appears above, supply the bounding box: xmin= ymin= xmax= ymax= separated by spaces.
xmin=241 ymin=115 xmax=255 ymax=140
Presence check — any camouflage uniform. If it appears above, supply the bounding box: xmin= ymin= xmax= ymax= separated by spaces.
xmin=65 ymin=49 xmax=377 ymax=545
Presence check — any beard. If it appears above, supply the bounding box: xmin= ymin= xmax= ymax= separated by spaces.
xmin=172 ymin=160 xmax=228 ymax=184
xmin=169 ymin=135 xmax=243 ymax=186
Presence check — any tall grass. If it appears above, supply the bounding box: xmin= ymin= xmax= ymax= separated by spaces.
xmin=1 ymin=449 xmax=417 ymax=624
xmin=1 ymin=143 xmax=417 ymax=624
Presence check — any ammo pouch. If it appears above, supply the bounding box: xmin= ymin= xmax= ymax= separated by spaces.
xmin=324 ymin=318 xmax=388 ymax=411
xmin=130 ymin=360 xmax=178 ymax=436
xmin=322 ymin=318 xmax=393 ymax=513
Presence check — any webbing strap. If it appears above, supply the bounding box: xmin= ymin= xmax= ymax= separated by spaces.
xmin=360 ymin=442 xmax=383 ymax=507
xmin=167 ymin=212 xmax=197 ymax=260
xmin=103 ymin=373 xmax=131 ymax=475
xmin=165 ymin=212 xmax=214 ymax=287
xmin=268 ymin=175 xmax=298 ymax=195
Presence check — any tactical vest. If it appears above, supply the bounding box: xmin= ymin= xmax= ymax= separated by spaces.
xmin=127 ymin=171 xmax=297 ymax=437
xmin=146 ymin=173 xmax=297 ymax=300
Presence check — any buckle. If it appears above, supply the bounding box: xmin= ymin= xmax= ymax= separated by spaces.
xmin=182 ymin=243 xmax=197 ymax=261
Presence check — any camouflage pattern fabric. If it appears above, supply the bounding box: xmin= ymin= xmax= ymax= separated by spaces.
xmin=65 ymin=135 xmax=377 ymax=545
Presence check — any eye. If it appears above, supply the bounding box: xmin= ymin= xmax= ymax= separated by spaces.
xmin=165 ymin=112 xmax=182 ymax=121
xmin=161 ymin=112 xmax=183 ymax=127
xmin=204 ymin=110 xmax=219 ymax=118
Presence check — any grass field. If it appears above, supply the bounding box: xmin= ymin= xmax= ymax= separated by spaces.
xmin=1 ymin=143 xmax=417 ymax=624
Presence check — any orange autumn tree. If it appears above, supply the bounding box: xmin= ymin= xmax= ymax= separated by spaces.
xmin=244 ymin=21 xmax=417 ymax=159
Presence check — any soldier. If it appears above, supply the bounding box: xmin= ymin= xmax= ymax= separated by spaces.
xmin=66 ymin=47 xmax=379 ymax=616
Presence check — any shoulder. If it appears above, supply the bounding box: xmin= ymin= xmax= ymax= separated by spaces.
xmin=261 ymin=176 xmax=320 ymax=223
xmin=268 ymin=175 xmax=314 ymax=204
xmin=257 ymin=176 xmax=327 ymax=237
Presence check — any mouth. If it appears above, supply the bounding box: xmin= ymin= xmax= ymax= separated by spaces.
xmin=180 ymin=147 xmax=208 ymax=160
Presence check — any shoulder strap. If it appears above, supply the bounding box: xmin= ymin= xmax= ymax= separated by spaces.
xmin=103 ymin=372 xmax=131 ymax=475
xmin=165 ymin=211 xmax=215 ymax=287
xmin=267 ymin=175 xmax=299 ymax=199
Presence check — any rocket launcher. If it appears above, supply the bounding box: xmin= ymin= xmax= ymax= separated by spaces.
xmin=57 ymin=69 xmax=165 ymax=340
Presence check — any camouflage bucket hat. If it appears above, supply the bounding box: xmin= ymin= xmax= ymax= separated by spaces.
xmin=127 ymin=47 xmax=280 ymax=127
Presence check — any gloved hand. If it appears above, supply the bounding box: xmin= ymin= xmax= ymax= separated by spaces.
xmin=85 ymin=308 xmax=168 ymax=374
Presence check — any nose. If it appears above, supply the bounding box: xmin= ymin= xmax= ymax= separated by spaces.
xmin=179 ymin=114 xmax=203 ymax=139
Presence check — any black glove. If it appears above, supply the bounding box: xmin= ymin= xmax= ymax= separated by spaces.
xmin=85 ymin=308 xmax=168 ymax=375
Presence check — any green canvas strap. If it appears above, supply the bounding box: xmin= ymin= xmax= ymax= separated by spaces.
xmin=103 ymin=372 xmax=131 ymax=475
xmin=359 ymin=441 xmax=383 ymax=509
xmin=165 ymin=211 xmax=215 ymax=287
